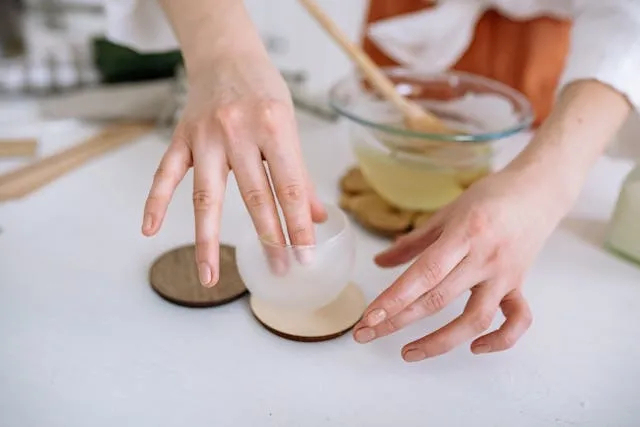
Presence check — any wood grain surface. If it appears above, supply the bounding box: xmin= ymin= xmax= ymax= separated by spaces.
xmin=249 ymin=283 xmax=366 ymax=342
xmin=149 ymin=244 xmax=248 ymax=308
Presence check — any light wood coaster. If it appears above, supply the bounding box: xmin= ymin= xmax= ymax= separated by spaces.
xmin=149 ymin=244 xmax=247 ymax=308
xmin=249 ymin=282 xmax=367 ymax=342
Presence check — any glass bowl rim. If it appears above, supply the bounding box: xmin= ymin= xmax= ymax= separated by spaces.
xmin=257 ymin=202 xmax=351 ymax=250
xmin=328 ymin=67 xmax=535 ymax=143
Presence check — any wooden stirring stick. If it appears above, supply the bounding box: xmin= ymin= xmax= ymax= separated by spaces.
xmin=0 ymin=138 xmax=38 ymax=159
xmin=298 ymin=0 xmax=454 ymax=135
xmin=0 ymin=122 xmax=153 ymax=202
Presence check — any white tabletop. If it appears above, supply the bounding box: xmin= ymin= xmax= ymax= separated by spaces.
xmin=1 ymin=101 xmax=640 ymax=427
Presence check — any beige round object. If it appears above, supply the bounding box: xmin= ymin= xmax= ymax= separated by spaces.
xmin=250 ymin=282 xmax=367 ymax=342
xmin=340 ymin=167 xmax=372 ymax=194
xmin=149 ymin=244 xmax=247 ymax=307
xmin=412 ymin=211 xmax=434 ymax=229
xmin=351 ymin=193 xmax=414 ymax=234
xmin=339 ymin=192 xmax=355 ymax=212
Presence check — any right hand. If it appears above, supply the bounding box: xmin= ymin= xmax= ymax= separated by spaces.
xmin=142 ymin=45 xmax=326 ymax=287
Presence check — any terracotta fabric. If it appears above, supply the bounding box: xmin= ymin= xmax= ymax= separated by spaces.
xmin=362 ymin=0 xmax=573 ymax=126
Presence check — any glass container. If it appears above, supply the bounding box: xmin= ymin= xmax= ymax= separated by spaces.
xmin=329 ymin=68 xmax=534 ymax=212
xmin=606 ymin=161 xmax=640 ymax=265
xmin=235 ymin=203 xmax=355 ymax=311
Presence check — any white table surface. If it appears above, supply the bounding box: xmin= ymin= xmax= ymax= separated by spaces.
xmin=1 ymin=99 xmax=640 ymax=427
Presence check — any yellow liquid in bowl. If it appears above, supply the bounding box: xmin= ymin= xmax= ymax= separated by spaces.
xmin=354 ymin=144 xmax=489 ymax=211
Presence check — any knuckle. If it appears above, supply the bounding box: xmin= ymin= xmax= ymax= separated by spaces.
xmin=415 ymin=259 xmax=443 ymax=285
xmin=257 ymin=99 xmax=290 ymax=135
xmin=384 ymin=296 xmax=405 ymax=315
xmin=521 ymin=309 xmax=534 ymax=329
xmin=418 ymin=289 xmax=448 ymax=314
xmin=499 ymin=334 xmax=517 ymax=350
xmin=467 ymin=207 xmax=491 ymax=237
xmin=145 ymin=193 xmax=162 ymax=208
xmin=289 ymin=224 xmax=311 ymax=241
xmin=192 ymin=190 xmax=214 ymax=211
xmin=278 ymin=183 xmax=305 ymax=205
xmin=484 ymin=246 xmax=501 ymax=268
xmin=215 ymin=103 xmax=245 ymax=131
xmin=379 ymin=317 xmax=399 ymax=335
xmin=468 ymin=309 xmax=494 ymax=334
xmin=243 ymin=188 xmax=271 ymax=209
xmin=171 ymin=130 xmax=191 ymax=147
xmin=154 ymin=165 xmax=175 ymax=184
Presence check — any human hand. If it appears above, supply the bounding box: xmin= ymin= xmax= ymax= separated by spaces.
xmin=352 ymin=168 xmax=571 ymax=361
xmin=141 ymin=47 xmax=326 ymax=287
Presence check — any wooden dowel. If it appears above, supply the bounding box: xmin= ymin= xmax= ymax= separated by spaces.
xmin=0 ymin=123 xmax=154 ymax=202
xmin=0 ymin=138 xmax=38 ymax=158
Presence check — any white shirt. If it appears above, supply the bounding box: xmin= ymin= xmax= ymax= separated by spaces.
xmin=103 ymin=0 xmax=640 ymax=159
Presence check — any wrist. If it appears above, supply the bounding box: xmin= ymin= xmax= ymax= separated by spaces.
xmin=183 ymin=31 xmax=267 ymax=81
xmin=504 ymin=79 xmax=632 ymax=213
xmin=158 ymin=0 xmax=266 ymax=77
xmin=506 ymin=121 xmax=587 ymax=199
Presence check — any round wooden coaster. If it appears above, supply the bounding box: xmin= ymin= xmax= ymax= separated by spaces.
xmin=149 ymin=244 xmax=248 ymax=308
xmin=249 ymin=282 xmax=367 ymax=342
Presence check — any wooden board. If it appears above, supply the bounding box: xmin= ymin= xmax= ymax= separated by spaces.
xmin=250 ymin=282 xmax=367 ymax=342
xmin=149 ymin=244 xmax=248 ymax=308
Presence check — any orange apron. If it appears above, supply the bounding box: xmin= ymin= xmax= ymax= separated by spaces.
xmin=362 ymin=0 xmax=572 ymax=127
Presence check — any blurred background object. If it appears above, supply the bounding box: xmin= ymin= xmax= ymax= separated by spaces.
xmin=0 ymin=0 xmax=27 ymax=59
xmin=0 ymin=0 xmax=347 ymax=123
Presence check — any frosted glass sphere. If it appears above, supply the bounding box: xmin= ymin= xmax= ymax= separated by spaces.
xmin=236 ymin=204 xmax=355 ymax=311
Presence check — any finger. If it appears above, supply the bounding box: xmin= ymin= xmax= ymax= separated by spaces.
xmin=374 ymin=208 xmax=448 ymax=267
xmin=354 ymin=256 xmax=482 ymax=343
xmin=308 ymin=181 xmax=327 ymax=223
xmin=258 ymin=103 xmax=315 ymax=248
xmin=233 ymin=150 xmax=290 ymax=276
xmin=300 ymin=162 xmax=327 ymax=224
xmin=471 ymin=289 xmax=533 ymax=354
xmin=218 ymin=106 xmax=290 ymax=275
xmin=374 ymin=222 xmax=443 ymax=267
xmin=401 ymin=283 xmax=503 ymax=362
xmin=355 ymin=229 xmax=469 ymax=329
xmin=142 ymin=137 xmax=192 ymax=236
xmin=192 ymin=141 xmax=229 ymax=287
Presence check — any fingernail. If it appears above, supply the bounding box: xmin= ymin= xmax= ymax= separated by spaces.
xmin=198 ymin=263 xmax=212 ymax=287
xmin=472 ymin=344 xmax=491 ymax=354
xmin=354 ymin=327 xmax=376 ymax=343
xmin=403 ymin=349 xmax=426 ymax=362
xmin=295 ymin=247 xmax=314 ymax=266
xmin=272 ymin=259 xmax=287 ymax=276
xmin=142 ymin=214 xmax=153 ymax=233
xmin=365 ymin=309 xmax=387 ymax=327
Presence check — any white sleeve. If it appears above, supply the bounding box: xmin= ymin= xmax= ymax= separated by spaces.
xmin=560 ymin=0 xmax=640 ymax=110
xmin=103 ymin=0 xmax=179 ymax=52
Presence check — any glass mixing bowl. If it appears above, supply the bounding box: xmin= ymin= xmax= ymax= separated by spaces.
xmin=235 ymin=203 xmax=355 ymax=311
xmin=329 ymin=68 xmax=534 ymax=212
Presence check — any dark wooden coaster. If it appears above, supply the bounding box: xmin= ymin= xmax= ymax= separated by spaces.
xmin=149 ymin=244 xmax=248 ymax=308
xmin=249 ymin=283 xmax=367 ymax=342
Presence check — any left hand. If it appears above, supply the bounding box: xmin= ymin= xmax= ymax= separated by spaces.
xmin=351 ymin=167 xmax=571 ymax=361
